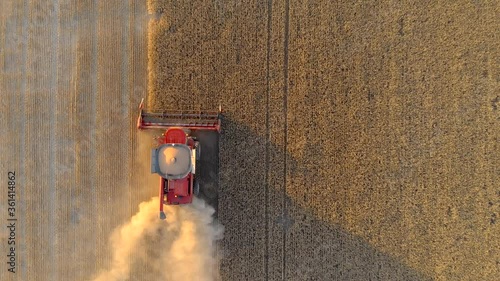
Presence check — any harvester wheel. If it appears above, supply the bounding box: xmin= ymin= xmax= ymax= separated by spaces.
xmin=195 ymin=142 xmax=201 ymax=159
xmin=194 ymin=180 xmax=200 ymax=196
xmin=202 ymin=182 xmax=217 ymax=199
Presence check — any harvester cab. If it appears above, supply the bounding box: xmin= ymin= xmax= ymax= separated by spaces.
xmin=137 ymin=98 xmax=221 ymax=219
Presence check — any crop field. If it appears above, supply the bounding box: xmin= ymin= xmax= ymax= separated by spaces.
xmin=1 ymin=0 xmax=499 ymax=281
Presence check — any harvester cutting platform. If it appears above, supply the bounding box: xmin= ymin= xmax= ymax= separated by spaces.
xmin=137 ymin=98 xmax=222 ymax=219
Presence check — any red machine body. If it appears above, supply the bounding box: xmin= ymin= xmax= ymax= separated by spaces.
xmin=159 ymin=128 xmax=195 ymax=207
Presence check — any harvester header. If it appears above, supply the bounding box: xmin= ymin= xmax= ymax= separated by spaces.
xmin=137 ymin=98 xmax=221 ymax=132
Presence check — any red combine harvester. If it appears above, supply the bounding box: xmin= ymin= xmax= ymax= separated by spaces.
xmin=137 ymin=98 xmax=221 ymax=219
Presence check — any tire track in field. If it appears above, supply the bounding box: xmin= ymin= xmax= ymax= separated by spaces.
xmin=19 ymin=1 xmax=28 ymax=279
xmin=55 ymin=0 xmax=78 ymax=279
xmin=94 ymin=0 xmax=132 ymax=273
xmin=281 ymin=1 xmax=290 ymax=279
xmin=128 ymin=2 xmax=152 ymax=279
xmin=24 ymin=1 xmax=59 ymax=278
xmin=49 ymin=1 xmax=60 ymax=279
xmin=72 ymin=0 xmax=98 ymax=278
xmin=0 ymin=1 xmax=29 ymax=280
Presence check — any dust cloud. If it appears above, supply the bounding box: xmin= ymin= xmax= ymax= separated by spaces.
xmin=92 ymin=196 xmax=223 ymax=281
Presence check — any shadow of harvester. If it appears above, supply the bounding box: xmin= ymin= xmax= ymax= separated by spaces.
xmin=216 ymin=116 xmax=431 ymax=281
xmin=191 ymin=129 xmax=220 ymax=212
